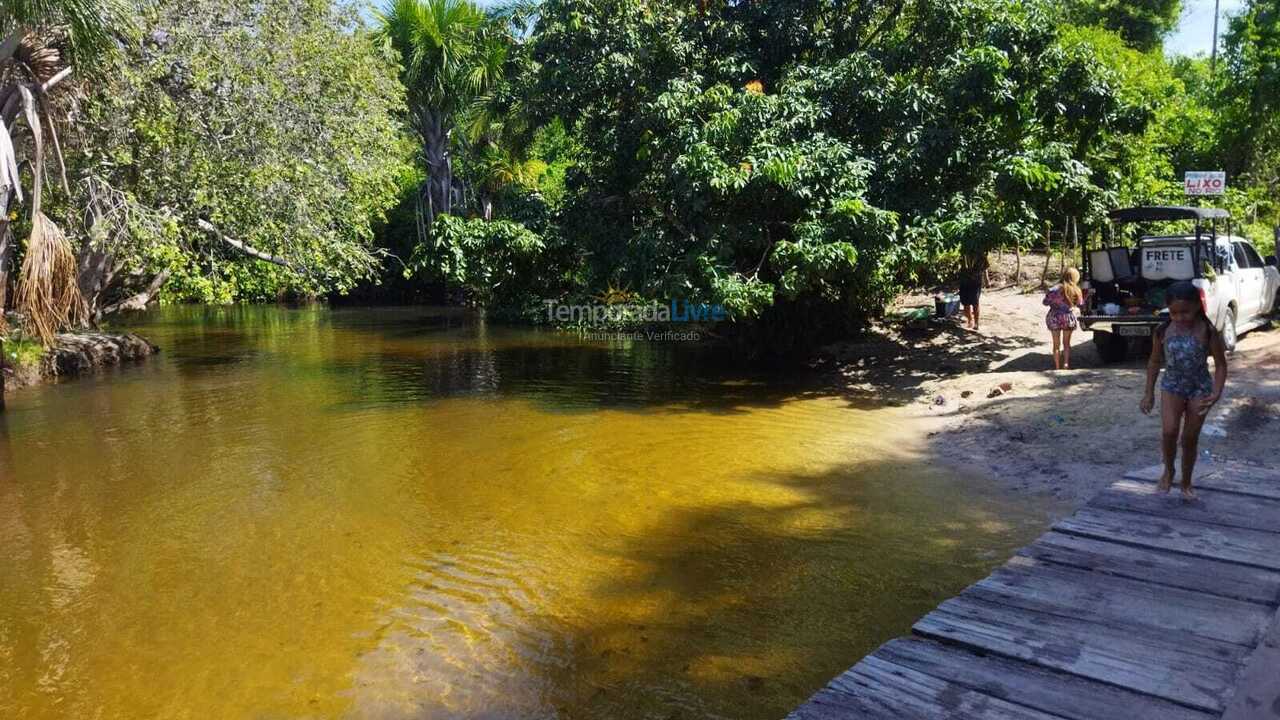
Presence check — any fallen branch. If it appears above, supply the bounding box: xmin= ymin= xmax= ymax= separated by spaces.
xmin=100 ymin=269 xmax=171 ymax=316
xmin=195 ymin=218 xmax=293 ymax=269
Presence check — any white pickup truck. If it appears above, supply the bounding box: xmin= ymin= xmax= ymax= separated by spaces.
xmin=1080 ymin=206 xmax=1280 ymax=363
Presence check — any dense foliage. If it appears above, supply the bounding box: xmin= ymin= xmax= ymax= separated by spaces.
xmin=1060 ymin=0 xmax=1182 ymax=51
xmin=64 ymin=0 xmax=414 ymax=307
xmin=374 ymin=0 xmax=1280 ymax=350
xmin=396 ymin=0 xmax=1235 ymax=348
xmin=1220 ymin=0 xmax=1280 ymax=200
xmin=4 ymin=0 xmax=1279 ymax=354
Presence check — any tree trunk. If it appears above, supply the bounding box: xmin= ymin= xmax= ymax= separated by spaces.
xmin=420 ymin=109 xmax=452 ymax=231
xmin=1072 ymin=217 xmax=1080 ymax=271
xmin=0 ymin=187 xmax=12 ymax=409
xmin=1060 ymin=217 xmax=1070 ymax=277
xmin=1040 ymin=221 xmax=1052 ymax=288
xmin=77 ymin=243 xmax=117 ymax=323
xmin=1015 ymin=239 xmax=1022 ymax=282
xmin=0 ymin=195 xmax=13 ymax=317
xmin=100 ymin=269 xmax=171 ymax=316
xmin=0 ymin=60 xmax=71 ymax=413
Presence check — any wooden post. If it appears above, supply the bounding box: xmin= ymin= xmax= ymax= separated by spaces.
xmin=1040 ymin=221 xmax=1053 ymax=288
xmin=1071 ymin=218 xmax=1080 ymax=272
xmin=1059 ymin=217 xmax=1070 ymax=277
xmin=1015 ymin=239 xmax=1022 ymax=284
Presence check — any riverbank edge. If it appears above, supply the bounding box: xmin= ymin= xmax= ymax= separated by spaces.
xmin=2 ymin=332 xmax=159 ymax=394
xmin=816 ymin=282 xmax=1280 ymax=511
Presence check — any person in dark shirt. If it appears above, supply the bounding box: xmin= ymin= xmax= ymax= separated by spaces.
xmin=958 ymin=262 xmax=984 ymax=331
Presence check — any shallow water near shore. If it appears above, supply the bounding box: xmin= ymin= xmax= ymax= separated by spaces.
xmin=0 ymin=306 xmax=1055 ymax=720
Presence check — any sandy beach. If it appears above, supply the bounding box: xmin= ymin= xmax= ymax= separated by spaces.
xmin=821 ymin=256 xmax=1280 ymax=508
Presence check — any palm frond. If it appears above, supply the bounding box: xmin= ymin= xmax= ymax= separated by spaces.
xmin=377 ymin=0 xmax=490 ymax=110
xmin=1 ymin=0 xmax=137 ymax=60
xmin=9 ymin=31 xmax=62 ymax=85
xmin=16 ymin=211 xmax=87 ymax=346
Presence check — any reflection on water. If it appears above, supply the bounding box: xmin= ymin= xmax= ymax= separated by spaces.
xmin=0 ymin=306 xmax=1055 ymax=720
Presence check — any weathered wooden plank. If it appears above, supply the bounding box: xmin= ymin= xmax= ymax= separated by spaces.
xmin=964 ymin=555 xmax=1272 ymax=649
xmin=786 ymin=654 xmax=1067 ymax=720
xmin=1091 ymin=479 xmax=1280 ymax=535
xmin=913 ymin=596 xmax=1245 ymax=712
xmin=875 ymin=636 xmax=1215 ymax=720
xmin=1055 ymin=507 xmax=1280 ymax=571
xmin=1213 ymin=457 xmax=1280 ymax=482
xmin=1020 ymin=531 xmax=1280 ymax=605
xmin=788 ymin=461 xmax=1280 ymax=720
xmin=1127 ymin=461 xmax=1280 ymax=499
xmin=1221 ymin=609 xmax=1280 ymax=720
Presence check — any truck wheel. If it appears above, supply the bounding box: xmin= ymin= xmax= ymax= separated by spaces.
xmin=1094 ymin=331 xmax=1128 ymax=364
xmin=1222 ymin=307 xmax=1237 ymax=352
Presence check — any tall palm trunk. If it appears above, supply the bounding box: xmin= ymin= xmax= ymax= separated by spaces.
xmin=420 ymin=109 xmax=452 ymax=228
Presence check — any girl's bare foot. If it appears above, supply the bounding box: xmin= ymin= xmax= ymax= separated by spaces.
xmin=1157 ymin=469 xmax=1174 ymax=493
xmin=1181 ymin=484 xmax=1197 ymax=500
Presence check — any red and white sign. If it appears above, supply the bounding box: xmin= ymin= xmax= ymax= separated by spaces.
xmin=1185 ymin=171 xmax=1226 ymax=196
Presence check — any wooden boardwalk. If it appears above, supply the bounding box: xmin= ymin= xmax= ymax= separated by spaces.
xmin=787 ymin=457 xmax=1280 ymax=720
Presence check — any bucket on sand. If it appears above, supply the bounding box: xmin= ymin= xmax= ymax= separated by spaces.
xmin=935 ymin=294 xmax=960 ymax=318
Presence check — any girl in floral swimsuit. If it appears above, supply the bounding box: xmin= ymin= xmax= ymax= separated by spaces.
xmin=1043 ymin=268 xmax=1085 ymax=370
xmin=1140 ymin=281 xmax=1228 ymax=499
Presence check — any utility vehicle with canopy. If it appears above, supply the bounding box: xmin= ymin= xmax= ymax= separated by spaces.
xmin=1080 ymin=206 xmax=1279 ymax=363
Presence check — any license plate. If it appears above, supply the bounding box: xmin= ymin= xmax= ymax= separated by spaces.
xmin=1115 ymin=325 xmax=1152 ymax=337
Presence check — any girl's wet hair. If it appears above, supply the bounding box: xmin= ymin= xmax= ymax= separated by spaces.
xmin=1161 ymin=280 xmax=1216 ymax=343
xmin=1165 ymin=281 xmax=1200 ymax=307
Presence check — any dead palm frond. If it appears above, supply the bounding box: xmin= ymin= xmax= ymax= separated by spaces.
xmin=1 ymin=0 xmax=137 ymax=61
xmin=11 ymin=81 xmax=83 ymax=345
xmin=1 ymin=1 xmax=132 ymax=346
xmin=12 ymin=31 xmax=63 ymax=85
xmin=16 ymin=210 xmax=86 ymax=345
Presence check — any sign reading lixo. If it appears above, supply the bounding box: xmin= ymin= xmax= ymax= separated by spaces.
xmin=1185 ymin=171 xmax=1226 ymax=196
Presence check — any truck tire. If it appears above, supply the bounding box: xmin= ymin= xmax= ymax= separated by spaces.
xmin=1222 ymin=307 xmax=1238 ymax=352
xmin=1094 ymin=331 xmax=1128 ymax=364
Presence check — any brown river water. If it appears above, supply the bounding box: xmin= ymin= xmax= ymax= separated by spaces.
xmin=0 ymin=306 xmax=1055 ymax=720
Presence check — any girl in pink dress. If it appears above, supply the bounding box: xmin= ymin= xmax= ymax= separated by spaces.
xmin=1044 ymin=268 xmax=1085 ymax=370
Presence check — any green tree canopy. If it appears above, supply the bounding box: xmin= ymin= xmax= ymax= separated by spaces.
xmin=1220 ymin=0 xmax=1280 ymax=194
xmin=64 ymin=0 xmax=415 ymax=308
xmin=378 ymin=0 xmax=508 ymax=227
xmin=499 ymin=0 xmax=1163 ymax=348
xmin=1061 ymin=0 xmax=1182 ymax=51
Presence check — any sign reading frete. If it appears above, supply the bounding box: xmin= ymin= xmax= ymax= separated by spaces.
xmin=1185 ymin=171 xmax=1226 ymax=196
xmin=1142 ymin=246 xmax=1194 ymax=281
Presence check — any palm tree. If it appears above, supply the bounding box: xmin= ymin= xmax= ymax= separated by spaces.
xmin=471 ymin=143 xmax=545 ymax=219
xmin=378 ymin=0 xmax=505 ymax=232
xmin=0 ymin=0 xmax=134 ymax=407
